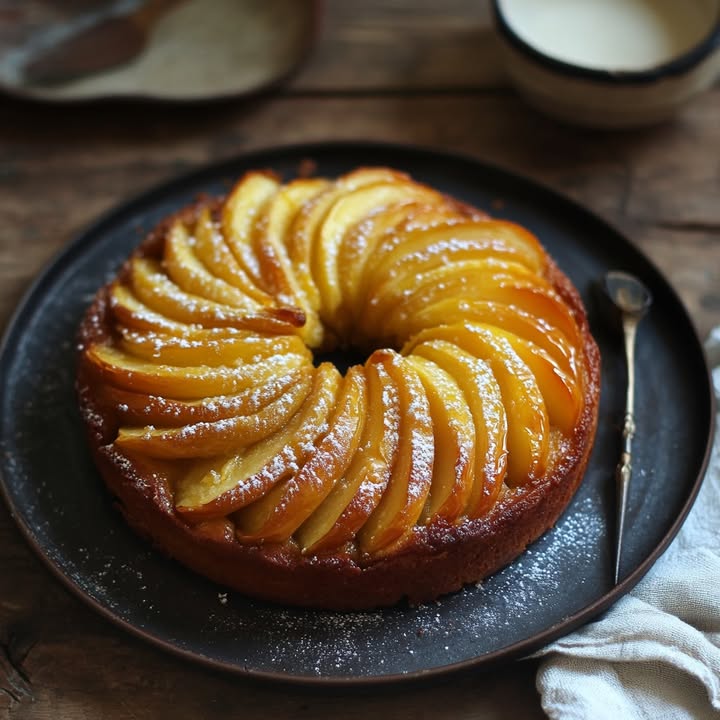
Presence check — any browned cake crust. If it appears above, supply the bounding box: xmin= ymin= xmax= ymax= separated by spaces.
xmin=76 ymin=171 xmax=600 ymax=610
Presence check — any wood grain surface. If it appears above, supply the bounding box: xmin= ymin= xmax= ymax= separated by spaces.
xmin=1 ymin=2 xmax=718 ymax=718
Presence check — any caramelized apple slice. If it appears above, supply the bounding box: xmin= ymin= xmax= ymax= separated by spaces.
xmin=109 ymin=282 xmax=303 ymax=338
xmin=118 ymin=327 xmax=310 ymax=367
xmin=337 ymin=203 xmax=425 ymax=315
xmin=342 ymin=202 xmax=476 ymax=329
xmin=252 ymin=178 xmax=330 ymax=305
xmin=191 ymin=207 xmax=274 ymax=304
xmin=312 ymin=180 xmax=443 ymax=327
xmin=221 ymin=171 xmax=280 ymax=286
xmin=174 ymin=363 xmax=341 ymax=520
xmin=163 ymin=220 xmax=266 ymax=310
xmin=406 ymin=299 xmax=579 ymax=380
xmin=251 ymin=178 xmax=331 ymax=347
xmin=115 ymin=370 xmax=313 ymax=458
xmin=385 ymin=265 xmax=581 ymax=349
xmin=464 ymin=279 xmax=583 ymax=346
xmin=131 ymin=257 xmax=262 ymax=329
xmin=407 ymin=341 xmax=507 ymax=517
xmin=109 ymin=282 xmax=195 ymax=335
xmin=85 ymin=344 xmax=309 ymax=398
xmin=364 ymin=258 xmax=535 ymax=342
xmin=234 ymin=367 xmax=367 ymax=542
xmin=357 ymin=350 xmax=434 ymax=555
xmin=404 ymin=355 xmax=475 ymax=523
xmin=362 ymin=220 xmax=545 ymax=311
xmin=101 ymin=367 xmax=307 ymax=427
xmin=485 ymin=326 xmax=583 ymax=432
xmin=377 ymin=257 xmax=535 ymax=314
xmin=406 ymin=324 xmax=549 ymax=487
xmin=287 ymin=168 xmax=408 ymax=318
xmin=295 ymin=355 xmax=400 ymax=554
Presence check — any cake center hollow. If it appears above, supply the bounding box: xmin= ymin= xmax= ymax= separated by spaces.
xmin=312 ymin=344 xmax=375 ymax=375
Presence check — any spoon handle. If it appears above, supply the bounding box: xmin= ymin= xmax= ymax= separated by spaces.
xmin=614 ymin=314 xmax=639 ymax=584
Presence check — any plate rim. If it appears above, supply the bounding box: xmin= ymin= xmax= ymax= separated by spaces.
xmin=0 ymin=140 xmax=716 ymax=686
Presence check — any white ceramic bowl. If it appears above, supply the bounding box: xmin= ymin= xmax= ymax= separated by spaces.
xmin=493 ymin=0 xmax=720 ymax=128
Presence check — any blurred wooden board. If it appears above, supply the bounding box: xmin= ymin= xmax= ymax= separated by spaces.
xmin=289 ymin=0 xmax=504 ymax=91
xmin=0 ymin=0 xmax=318 ymax=102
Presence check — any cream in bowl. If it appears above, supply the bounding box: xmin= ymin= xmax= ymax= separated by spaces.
xmin=493 ymin=0 xmax=720 ymax=127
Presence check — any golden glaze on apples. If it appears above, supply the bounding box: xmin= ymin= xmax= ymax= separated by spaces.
xmin=77 ymin=166 xmax=600 ymax=609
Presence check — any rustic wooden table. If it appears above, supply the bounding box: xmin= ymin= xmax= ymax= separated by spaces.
xmin=1 ymin=2 xmax=718 ymax=717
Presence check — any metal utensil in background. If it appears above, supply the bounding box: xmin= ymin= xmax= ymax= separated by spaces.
xmin=1 ymin=0 xmax=184 ymax=87
xmin=603 ymin=270 xmax=653 ymax=584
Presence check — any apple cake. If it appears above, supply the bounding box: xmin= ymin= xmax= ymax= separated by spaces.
xmin=76 ymin=167 xmax=600 ymax=609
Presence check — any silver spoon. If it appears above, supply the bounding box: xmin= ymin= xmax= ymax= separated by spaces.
xmin=603 ymin=271 xmax=652 ymax=585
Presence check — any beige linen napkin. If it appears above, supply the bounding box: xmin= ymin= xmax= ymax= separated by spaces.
xmin=536 ymin=328 xmax=720 ymax=720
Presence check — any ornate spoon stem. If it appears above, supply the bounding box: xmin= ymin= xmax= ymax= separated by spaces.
xmin=603 ymin=271 xmax=652 ymax=585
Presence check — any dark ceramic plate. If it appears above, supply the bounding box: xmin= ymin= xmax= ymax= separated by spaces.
xmin=0 ymin=143 xmax=714 ymax=685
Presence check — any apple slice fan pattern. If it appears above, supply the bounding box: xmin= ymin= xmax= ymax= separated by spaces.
xmin=76 ymin=167 xmax=600 ymax=610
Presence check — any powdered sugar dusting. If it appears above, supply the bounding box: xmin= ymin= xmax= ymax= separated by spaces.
xmin=467 ymin=495 xmax=605 ymax=634
xmin=190 ymin=492 xmax=608 ymax=678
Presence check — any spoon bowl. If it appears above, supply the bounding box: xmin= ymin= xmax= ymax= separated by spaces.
xmin=604 ymin=271 xmax=653 ymax=318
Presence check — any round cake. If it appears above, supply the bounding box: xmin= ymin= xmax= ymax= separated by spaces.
xmin=76 ymin=166 xmax=601 ymax=609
